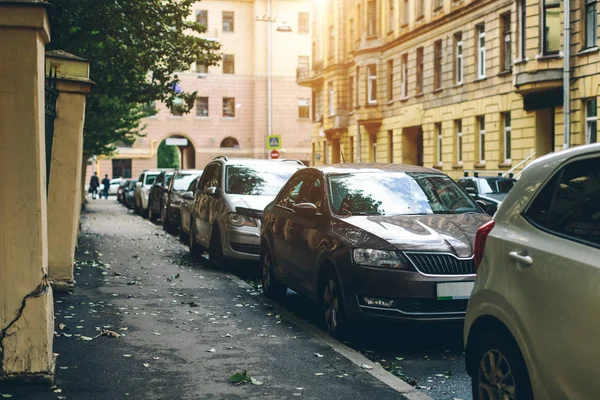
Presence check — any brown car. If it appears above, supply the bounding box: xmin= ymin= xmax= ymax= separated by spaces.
xmin=259 ymin=164 xmax=491 ymax=336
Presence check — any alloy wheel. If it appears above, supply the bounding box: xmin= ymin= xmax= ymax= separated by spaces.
xmin=323 ymin=278 xmax=339 ymax=334
xmin=262 ymin=254 xmax=272 ymax=294
xmin=477 ymin=349 xmax=517 ymax=400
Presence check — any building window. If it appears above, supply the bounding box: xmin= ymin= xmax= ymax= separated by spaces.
xmin=478 ymin=116 xmax=486 ymax=162
xmin=387 ymin=60 xmax=394 ymax=101
xmin=171 ymin=105 xmax=183 ymax=117
xmin=298 ymin=12 xmax=309 ymax=34
xmin=196 ymin=55 xmax=208 ymax=73
xmin=434 ymin=0 xmax=443 ymax=10
xmin=367 ymin=64 xmax=377 ymax=104
xmin=196 ymin=10 xmax=208 ymax=26
xmin=349 ymin=137 xmax=354 ymax=162
xmin=503 ymin=112 xmax=512 ymax=160
xmin=368 ymin=0 xmax=378 ymax=36
xmin=456 ymin=119 xmax=463 ymax=163
xmin=417 ymin=0 xmax=424 ymax=18
xmin=357 ymin=4 xmax=362 ymax=35
xmin=222 ymin=11 xmax=234 ymax=32
xmin=196 ymin=97 xmax=209 ymax=117
xmin=416 ymin=47 xmax=424 ymax=94
xmin=112 ymin=159 xmax=132 ymax=179
xmin=356 ymin=67 xmax=360 ymax=106
xmin=518 ymin=0 xmax=526 ymax=59
xmin=401 ymin=54 xmax=408 ymax=97
xmin=436 ymin=123 xmax=443 ymax=165
xmin=350 ymin=19 xmax=355 ymax=46
xmin=328 ymin=82 xmax=335 ymax=116
xmin=434 ymin=40 xmax=443 ymax=90
xmin=223 ymin=97 xmax=236 ymax=118
xmin=586 ymin=98 xmax=598 ymax=144
xmin=455 ymin=32 xmax=463 ymax=84
xmin=477 ymin=24 xmax=486 ymax=79
xmin=298 ymin=98 xmax=310 ymax=119
xmin=371 ymin=135 xmax=377 ymax=162
xmin=348 ymin=76 xmax=354 ymax=108
xmin=329 ymin=26 xmax=335 ymax=58
xmin=501 ymin=14 xmax=512 ymax=72
xmin=223 ymin=54 xmax=235 ymax=74
xmin=403 ymin=0 xmax=409 ymax=25
xmin=585 ymin=0 xmax=597 ymax=48
xmin=388 ymin=130 xmax=394 ymax=162
xmin=388 ymin=0 xmax=395 ymax=32
xmin=298 ymin=55 xmax=309 ymax=74
xmin=220 ymin=137 xmax=239 ymax=148
xmin=543 ymin=0 xmax=560 ymax=54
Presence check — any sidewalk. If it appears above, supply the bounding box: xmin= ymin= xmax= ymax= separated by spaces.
xmin=0 ymin=200 xmax=423 ymax=400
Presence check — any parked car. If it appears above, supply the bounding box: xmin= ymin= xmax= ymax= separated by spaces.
xmin=464 ymin=144 xmax=600 ymax=400
xmin=148 ymin=170 xmax=175 ymax=221
xmin=161 ymin=169 xmax=203 ymax=234
xmin=188 ymin=156 xmax=305 ymax=267
xmin=134 ymin=169 xmax=163 ymax=217
xmin=458 ymin=173 xmax=517 ymax=215
xmin=117 ymin=179 xmax=130 ymax=203
xmin=123 ymin=180 xmax=137 ymax=209
xmin=179 ymin=176 xmax=202 ymax=242
xmin=108 ymin=178 xmax=123 ymax=195
xmin=260 ymin=163 xmax=491 ymax=337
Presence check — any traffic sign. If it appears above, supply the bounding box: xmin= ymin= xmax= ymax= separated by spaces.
xmin=267 ymin=135 xmax=281 ymax=149
xmin=269 ymin=149 xmax=280 ymax=159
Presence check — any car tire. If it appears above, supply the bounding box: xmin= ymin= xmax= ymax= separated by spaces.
xmin=142 ymin=205 xmax=149 ymax=219
xmin=470 ymin=329 xmax=533 ymax=400
xmin=261 ymin=250 xmax=286 ymax=301
xmin=188 ymin=220 xmax=204 ymax=259
xmin=179 ymin=224 xmax=189 ymax=243
xmin=319 ymin=270 xmax=348 ymax=338
xmin=149 ymin=200 xmax=158 ymax=222
xmin=162 ymin=207 xmax=177 ymax=234
xmin=208 ymin=224 xmax=224 ymax=269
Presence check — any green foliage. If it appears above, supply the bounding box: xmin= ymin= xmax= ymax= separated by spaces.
xmin=47 ymin=0 xmax=221 ymax=156
xmin=157 ymin=141 xmax=180 ymax=169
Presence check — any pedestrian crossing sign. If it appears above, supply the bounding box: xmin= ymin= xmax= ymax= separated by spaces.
xmin=267 ymin=135 xmax=281 ymax=149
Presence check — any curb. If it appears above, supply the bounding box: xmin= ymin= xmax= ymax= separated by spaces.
xmin=227 ymin=275 xmax=434 ymax=400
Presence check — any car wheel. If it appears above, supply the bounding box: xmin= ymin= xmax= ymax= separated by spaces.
xmin=261 ymin=250 xmax=286 ymax=301
xmin=179 ymin=222 xmax=189 ymax=243
xmin=149 ymin=200 xmax=158 ymax=222
xmin=319 ymin=271 xmax=347 ymax=338
xmin=208 ymin=224 xmax=224 ymax=269
xmin=142 ymin=205 xmax=149 ymax=219
xmin=471 ymin=330 xmax=533 ymax=400
xmin=162 ymin=207 xmax=176 ymax=234
xmin=188 ymin=220 xmax=204 ymax=259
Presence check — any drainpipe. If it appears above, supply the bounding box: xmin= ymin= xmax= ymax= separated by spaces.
xmin=356 ymin=121 xmax=361 ymax=162
xmin=266 ymin=0 xmax=273 ymax=159
xmin=563 ymin=0 xmax=571 ymax=150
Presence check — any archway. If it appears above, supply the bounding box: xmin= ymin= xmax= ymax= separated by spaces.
xmin=220 ymin=137 xmax=239 ymax=148
xmin=157 ymin=134 xmax=196 ymax=169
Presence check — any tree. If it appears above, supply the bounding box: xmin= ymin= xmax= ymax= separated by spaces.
xmin=47 ymin=0 xmax=221 ymax=156
xmin=157 ymin=141 xmax=180 ymax=169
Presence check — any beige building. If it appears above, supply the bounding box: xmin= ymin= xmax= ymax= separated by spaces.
xmin=89 ymin=0 xmax=313 ymax=180
xmin=301 ymin=0 xmax=600 ymax=178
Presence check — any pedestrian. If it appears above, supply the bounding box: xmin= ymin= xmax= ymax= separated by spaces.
xmin=101 ymin=174 xmax=110 ymax=199
xmin=89 ymin=172 xmax=100 ymax=199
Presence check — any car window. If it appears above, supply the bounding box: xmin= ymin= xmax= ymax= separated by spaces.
xmin=209 ymin=165 xmax=221 ymax=188
xmin=138 ymin=174 xmax=144 ymax=183
xmin=165 ymin=173 xmax=174 ymax=187
xmin=525 ymin=156 xmax=600 ymax=247
xmin=197 ymin=165 xmax=216 ymax=194
xmin=328 ymin=172 xmax=480 ymax=216
xmin=276 ymin=175 xmax=307 ymax=208
xmin=458 ymin=179 xmax=477 ymax=193
xmin=224 ymin=164 xmax=301 ymax=196
xmin=187 ymin=177 xmax=199 ymax=193
xmin=145 ymin=174 xmax=158 ymax=185
xmin=173 ymin=174 xmax=200 ymax=191
xmin=480 ymin=178 xmax=516 ymax=194
xmin=306 ymin=176 xmax=324 ymax=211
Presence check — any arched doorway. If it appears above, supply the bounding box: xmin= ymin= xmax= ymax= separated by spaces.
xmin=157 ymin=134 xmax=196 ymax=169
xmin=220 ymin=137 xmax=239 ymax=148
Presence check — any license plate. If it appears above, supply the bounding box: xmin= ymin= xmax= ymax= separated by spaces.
xmin=436 ymin=281 xmax=474 ymax=300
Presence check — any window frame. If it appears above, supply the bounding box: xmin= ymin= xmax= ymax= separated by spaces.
xmin=477 ymin=24 xmax=487 ymax=79
xmin=503 ymin=112 xmax=512 ymax=161
xmin=222 ymin=97 xmax=236 ymax=118
xmin=434 ymin=40 xmax=443 ymax=90
xmin=586 ymin=98 xmax=598 ymax=144
xmin=585 ymin=0 xmax=597 ymax=48
xmin=416 ymin=47 xmax=424 ymax=94
xmin=417 ymin=0 xmax=425 ymax=18
xmin=367 ymin=0 xmax=378 ymax=36
xmin=456 ymin=119 xmax=463 ymax=163
xmin=455 ymin=32 xmax=463 ymax=84
xmin=348 ymin=76 xmax=354 ymax=109
xmin=367 ymin=64 xmax=378 ymax=104
xmin=196 ymin=10 xmax=208 ymax=26
xmin=436 ymin=122 xmax=443 ymax=165
xmin=298 ymin=12 xmax=309 ymax=34
xmin=222 ymin=11 xmax=234 ymax=32
xmin=298 ymin=98 xmax=310 ymax=119
xmin=387 ymin=59 xmax=394 ymax=101
xmin=518 ymin=0 xmax=526 ymax=60
xmin=329 ymin=25 xmax=335 ymax=58
xmin=542 ymin=0 xmax=560 ymax=55
xmin=388 ymin=0 xmax=395 ymax=32
xmin=328 ymin=81 xmax=335 ymax=116
xmin=403 ymin=0 xmax=409 ymax=25
xmin=222 ymin=54 xmax=235 ymax=74
xmin=478 ymin=116 xmax=486 ymax=162
xmin=401 ymin=53 xmax=408 ymax=98
xmin=196 ymin=96 xmax=209 ymax=117
xmin=501 ymin=13 xmax=512 ymax=72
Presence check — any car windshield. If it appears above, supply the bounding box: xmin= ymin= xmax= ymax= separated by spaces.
xmin=145 ymin=174 xmax=158 ymax=185
xmin=173 ymin=174 xmax=200 ymax=191
xmin=225 ymin=164 xmax=302 ymax=196
xmin=328 ymin=172 xmax=480 ymax=216
xmin=165 ymin=173 xmax=174 ymax=186
xmin=479 ymin=178 xmax=515 ymax=194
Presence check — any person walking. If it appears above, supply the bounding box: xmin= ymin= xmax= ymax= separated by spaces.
xmin=101 ymin=174 xmax=111 ymax=199
xmin=89 ymin=172 xmax=100 ymax=199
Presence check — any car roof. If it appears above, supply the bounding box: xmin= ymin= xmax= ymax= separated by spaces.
xmin=211 ymin=157 xmax=305 ymax=167
xmin=176 ymin=169 xmax=203 ymax=174
xmin=312 ymin=163 xmax=444 ymax=176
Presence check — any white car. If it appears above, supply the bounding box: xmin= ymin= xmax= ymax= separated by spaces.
xmin=108 ymin=178 xmax=123 ymax=195
xmin=464 ymin=143 xmax=600 ymax=400
xmin=134 ymin=169 xmax=163 ymax=217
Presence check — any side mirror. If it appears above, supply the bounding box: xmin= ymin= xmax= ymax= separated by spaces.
xmin=136 ymin=182 xmax=142 ymax=188
xmin=465 ymin=187 xmax=477 ymax=196
xmin=162 ymin=187 xmax=169 ymax=193
xmin=182 ymin=191 xmax=194 ymax=200
xmin=475 ymin=200 xmax=494 ymax=215
xmin=292 ymin=203 xmax=318 ymax=217
xmin=205 ymin=186 xmax=219 ymax=197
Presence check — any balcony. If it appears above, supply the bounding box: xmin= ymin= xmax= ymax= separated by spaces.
xmin=296 ymin=65 xmax=310 ymax=80
xmin=323 ymin=110 xmax=349 ymax=135
xmin=297 ymin=59 xmax=324 ymax=86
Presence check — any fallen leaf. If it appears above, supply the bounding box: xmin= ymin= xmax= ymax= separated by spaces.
xmin=361 ymin=364 xmax=373 ymax=370
xmin=58 ymin=323 xmax=66 ymax=330
xmin=314 ymin=353 xmax=324 ymax=358
xmin=314 ymin=373 xmax=324 ymax=376
xmin=249 ymin=377 xmax=264 ymax=385
xmin=1 ymin=395 xmax=13 ymax=398
xmin=395 ymin=357 xmax=404 ymax=361
xmin=123 ymin=354 xmax=132 ymax=357
xmin=78 ymin=336 xmax=93 ymax=341
xmin=207 ymin=348 xmax=216 ymax=353
xmin=143 ymin=363 xmax=151 ymax=368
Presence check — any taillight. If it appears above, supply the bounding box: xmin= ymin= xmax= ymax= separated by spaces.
xmin=474 ymin=220 xmax=495 ymax=272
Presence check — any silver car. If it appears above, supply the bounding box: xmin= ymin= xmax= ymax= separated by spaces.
xmin=188 ymin=156 xmax=305 ymax=267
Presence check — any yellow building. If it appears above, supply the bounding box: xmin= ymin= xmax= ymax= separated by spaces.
xmin=300 ymin=0 xmax=600 ymax=178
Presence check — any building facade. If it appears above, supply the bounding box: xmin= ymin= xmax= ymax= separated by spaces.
xmin=301 ymin=0 xmax=599 ymax=178
xmin=89 ymin=0 xmax=313 ymax=181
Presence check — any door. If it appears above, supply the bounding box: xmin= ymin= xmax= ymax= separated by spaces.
xmin=535 ymin=108 xmax=555 ymax=156
xmin=506 ymin=155 xmax=600 ymax=398
xmin=199 ymin=164 xmax=221 ymax=244
xmin=151 ymin=173 xmax=164 ymax=213
xmin=287 ymin=174 xmax=327 ymax=298
xmin=192 ymin=165 xmax=216 ymax=245
xmin=180 ymin=178 xmax=198 ymax=234
xmin=402 ymin=126 xmax=424 ymax=166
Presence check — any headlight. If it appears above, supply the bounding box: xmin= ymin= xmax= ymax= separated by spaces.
xmin=352 ymin=249 xmax=410 ymax=269
xmin=228 ymin=212 xmax=257 ymax=227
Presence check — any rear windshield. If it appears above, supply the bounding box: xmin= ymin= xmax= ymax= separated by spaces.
xmin=479 ymin=178 xmax=516 ymax=194
xmin=145 ymin=174 xmax=158 ymax=185
xmin=328 ymin=172 xmax=480 ymax=216
xmin=225 ymin=164 xmax=302 ymax=196
xmin=173 ymin=174 xmax=201 ymax=191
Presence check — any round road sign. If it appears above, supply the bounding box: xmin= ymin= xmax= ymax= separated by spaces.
xmin=270 ymin=149 xmax=280 ymax=159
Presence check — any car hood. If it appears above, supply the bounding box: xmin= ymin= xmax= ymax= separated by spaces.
xmin=339 ymin=213 xmax=491 ymax=258
xmin=228 ymin=194 xmax=274 ymax=211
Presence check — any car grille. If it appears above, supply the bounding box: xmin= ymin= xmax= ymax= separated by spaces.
xmin=230 ymin=242 xmax=261 ymax=255
xmin=405 ymin=253 xmax=475 ymax=275
xmin=394 ymin=298 xmax=468 ymax=314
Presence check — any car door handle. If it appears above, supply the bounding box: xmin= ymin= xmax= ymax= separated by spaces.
xmin=508 ymin=251 xmax=533 ymax=266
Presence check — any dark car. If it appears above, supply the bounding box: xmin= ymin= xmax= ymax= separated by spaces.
xmin=148 ymin=170 xmax=175 ymax=221
xmin=123 ymin=180 xmax=138 ymax=209
xmin=178 ymin=176 xmax=201 ymax=242
xmin=457 ymin=173 xmax=517 ymax=215
xmin=161 ymin=169 xmax=203 ymax=234
xmin=117 ymin=179 xmax=130 ymax=203
xmin=260 ymin=164 xmax=491 ymax=336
